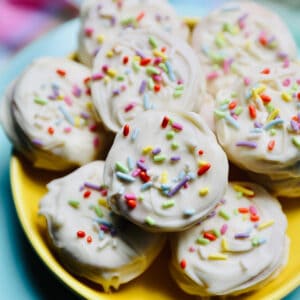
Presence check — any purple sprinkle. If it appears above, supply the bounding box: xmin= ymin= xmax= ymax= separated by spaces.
xmin=207 ymin=210 xmax=216 ymax=218
xmin=152 ymin=147 xmax=161 ymax=155
xmin=135 ymin=50 xmax=145 ymax=58
xmin=236 ymin=141 xmax=257 ymax=148
xmin=139 ymin=80 xmax=147 ymax=94
xmin=72 ymin=85 xmax=82 ymax=97
xmin=234 ymin=233 xmax=250 ymax=239
xmin=110 ymin=16 xmax=116 ymax=26
xmin=291 ymin=120 xmax=299 ymax=131
xmin=80 ymin=112 xmax=90 ymax=120
xmin=167 ymin=176 xmax=190 ymax=197
xmin=277 ymin=52 xmax=288 ymax=60
xmin=32 ymin=139 xmax=44 ymax=147
xmin=113 ymin=89 xmax=120 ymax=96
xmin=220 ymin=198 xmax=226 ymax=204
xmin=84 ymin=182 xmax=102 ymax=191
xmin=171 ymin=156 xmax=181 ymax=162
xmin=254 ymin=121 xmax=263 ymax=128
xmin=136 ymin=160 xmax=148 ymax=171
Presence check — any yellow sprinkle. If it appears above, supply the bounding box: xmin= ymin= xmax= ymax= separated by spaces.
xmin=160 ymin=171 xmax=168 ymax=184
xmin=233 ymin=184 xmax=254 ymax=197
xmin=198 ymin=160 xmax=209 ymax=167
xmin=98 ymin=198 xmax=108 ymax=208
xmin=86 ymin=101 xmax=94 ymax=111
xmin=107 ymin=68 xmax=117 ymax=77
xmin=281 ymin=92 xmax=292 ymax=102
xmin=199 ymin=188 xmax=209 ymax=196
xmin=267 ymin=108 xmax=280 ymax=122
xmin=104 ymin=76 xmax=110 ymax=84
xmin=252 ymin=84 xmax=266 ymax=98
xmin=221 ymin=238 xmax=228 ymax=252
xmin=97 ymin=34 xmax=105 ymax=44
xmin=74 ymin=116 xmax=82 ymax=128
xmin=242 ymin=215 xmax=248 ymax=221
xmin=106 ymin=50 xmax=114 ymax=58
xmin=142 ymin=146 xmax=153 ymax=154
xmin=258 ymin=220 xmax=275 ymax=230
xmin=57 ymin=94 xmax=64 ymax=100
xmin=244 ymin=40 xmax=251 ymax=51
xmin=133 ymin=55 xmax=141 ymax=62
xmin=208 ymin=253 xmax=228 ymax=260
xmin=153 ymin=49 xmax=168 ymax=60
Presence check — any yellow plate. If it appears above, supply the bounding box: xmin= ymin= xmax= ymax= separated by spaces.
xmin=11 ymin=154 xmax=300 ymax=300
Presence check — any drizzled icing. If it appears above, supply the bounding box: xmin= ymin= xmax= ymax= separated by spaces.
xmin=78 ymin=0 xmax=189 ymax=67
xmin=214 ymin=62 xmax=300 ymax=177
xmin=170 ymin=182 xmax=288 ymax=296
xmin=104 ymin=111 xmax=228 ymax=232
xmin=0 ymin=57 xmax=113 ymax=171
xmin=191 ymin=1 xmax=297 ymax=97
xmin=39 ymin=161 xmax=165 ymax=292
xmin=91 ymin=29 xmax=203 ymax=133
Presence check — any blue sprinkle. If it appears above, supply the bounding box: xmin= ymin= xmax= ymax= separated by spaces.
xmin=116 ymin=172 xmax=135 ymax=182
xmin=165 ymin=61 xmax=176 ymax=81
xmin=98 ymin=230 xmax=105 ymax=240
xmin=127 ymin=157 xmax=134 ymax=170
xmin=264 ymin=119 xmax=284 ymax=131
xmin=58 ymin=105 xmax=74 ymax=125
xmin=131 ymin=128 xmax=140 ymax=142
xmin=143 ymin=94 xmax=151 ymax=110
xmin=225 ymin=114 xmax=240 ymax=129
xmin=140 ymin=182 xmax=153 ymax=191
xmin=183 ymin=209 xmax=196 ymax=217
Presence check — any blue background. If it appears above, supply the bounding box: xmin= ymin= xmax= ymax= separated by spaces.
xmin=0 ymin=1 xmax=299 ymax=299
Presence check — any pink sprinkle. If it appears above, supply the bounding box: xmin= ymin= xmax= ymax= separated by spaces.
xmin=132 ymin=169 xmax=141 ymax=177
xmin=189 ymin=246 xmax=196 ymax=252
xmin=296 ymin=79 xmax=300 ymax=85
xmin=64 ymin=96 xmax=73 ymax=106
xmin=93 ymin=136 xmax=100 ymax=148
xmin=125 ymin=194 xmax=136 ymax=201
xmin=139 ymin=157 xmax=146 ymax=163
xmin=283 ymin=59 xmax=290 ymax=68
xmin=223 ymin=59 xmax=232 ymax=74
xmin=172 ymin=122 xmax=183 ymax=131
xmin=177 ymin=79 xmax=184 ymax=85
xmin=153 ymin=75 xmax=162 ymax=82
xmin=92 ymin=73 xmax=104 ymax=81
xmin=124 ymin=102 xmax=137 ymax=112
xmin=220 ymin=224 xmax=228 ymax=235
xmin=249 ymin=205 xmax=257 ymax=215
xmin=120 ymin=85 xmax=127 ymax=92
xmin=102 ymin=65 xmax=109 ymax=73
xmin=84 ymin=27 xmax=93 ymax=37
xmin=282 ymin=78 xmax=291 ymax=87
xmin=206 ymin=71 xmax=219 ymax=80
xmin=244 ymin=77 xmax=251 ymax=86
xmin=64 ymin=127 xmax=72 ymax=133
xmin=154 ymin=57 xmax=163 ymax=65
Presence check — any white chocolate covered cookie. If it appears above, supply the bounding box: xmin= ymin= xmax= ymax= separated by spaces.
xmin=214 ymin=62 xmax=300 ymax=177
xmin=104 ymin=111 xmax=229 ymax=232
xmin=78 ymin=0 xmax=189 ymax=67
xmin=91 ymin=28 xmax=204 ymax=132
xmin=169 ymin=182 xmax=288 ymax=297
xmin=0 ymin=57 xmax=113 ymax=171
xmin=191 ymin=1 xmax=297 ymax=98
xmin=39 ymin=161 xmax=166 ymax=292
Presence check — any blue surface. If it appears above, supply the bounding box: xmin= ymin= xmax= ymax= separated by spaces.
xmin=0 ymin=2 xmax=299 ymax=299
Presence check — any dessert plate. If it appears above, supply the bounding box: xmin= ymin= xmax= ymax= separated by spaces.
xmin=2 ymin=2 xmax=300 ymax=299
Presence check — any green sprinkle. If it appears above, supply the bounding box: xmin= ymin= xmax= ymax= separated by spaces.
xmin=292 ymin=137 xmax=300 ymax=149
xmin=149 ymin=36 xmax=158 ymax=48
xmin=220 ymin=98 xmax=230 ymax=105
xmin=233 ymin=208 xmax=239 ymax=216
xmin=162 ymin=200 xmax=175 ymax=209
xmin=251 ymin=237 xmax=259 ymax=247
xmin=197 ymin=237 xmax=210 ymax=245
xmin=34 ymin=97 xmax=48 ymax=105
xmin=266 ymin=103 xmax=275 ymax=113
xmin=121 ymin=17 xmax=136 ymax=26
xmin=212 ymin=228 xmax=221 ymax=238
xmin=132 ymin=61 xmax=141 ymax=72
xmin=115 ymin=162 xmax=129 ymax=174
xmin=153 ymin=155 xmax=166 ymax=163
xmin=214 ymin=110 xmax=226 ymax=118
xmin=218 ymin=209 xmax=230 ymax=220
xmin=173 ymin=89 xmax=184 ymax=98
xmin=145 ymin=216 xmax=156 ymax=226
xmin=171 ymin=141 xmax=179 ymax=150
xmin=234 ymin=107 xmax=243 ymax=115
xmin=116 ymin=75 xmax=125 ymax=81
xmin=270 ymin=129 xmax=277 ymax=136
xmin=68 ymin=200 xmax=80 ymax=208
xmin=215 ymin=36 xmax=226 ymax=48
xmin=158 ymin=63 xmax=168 ymax=73
xmin=148 ymin=78 xmax=155 ymax=90
xmin=94 ymin=206 xmax=104 ymax=218
xmin=138 ymin=196 xmax=144 ymax=202
xmin=166 ymin=131 xmax=175 ymax=139
xmin=146 ymin=66 xmax=160 ymax=75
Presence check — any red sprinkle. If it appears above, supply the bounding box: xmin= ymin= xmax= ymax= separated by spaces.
xmin=238 ymin=207 xmax=249 ymax=214
xmin=126 ymin=199 xmax=137 ymax=209
xmin=123 ymin=56 xmax=129 ymax=65
xmin=101 ymin=189 xmax=108 ymax=197
xmin=297 ymin=92 xmax=300 ymax=100
xmin=123 ymin=124 xmax=130 ymax=136
xmin=268 ymin=140 xmax=275 ymax=151
xmin=56 ymin=69 xmax=66 ymax=77
xmin=248 ymin=104 xmax=256 ymax=119
xmin=154 ymin=84 xmax=161 ymax=92
xmin=261 ymin=68 xmax=270 ymax=74
xmin=259 ymin=35 xmax=268 ymax=46
xmin=140 ymin=58 xmax=151 ymax=66
xmin=83 ymin=190 xmax=91 ymax=198
xmin=228 ymin=100 xmax=237 ymax=110
xmin=77 ymin=230 xmax=86 ymax=238
xmin=139 ymin=171 xmax=151 ymax=183
xmin=180 ymin=259 xmax=187 ymax=269
xmin=197 ymin=163 xmax=211 ymax=176
xmin=47 ymin=127 xmax=55 ymax=135
xmin=84 ymin=27 xmax=93 ymax=37
xmin=86 ymin=235 xmax=93 ymax=243
xmin=161 ymin=116 xmax=169 ymax=128
xmin=203 ymin=232 xmax=217 ymax=241
xmin=260 ymin=94 xmax=272 ymax=103
xmin=84 ymin=77 xmax=91 ymax=85
xmin=198 ymin=149 xmax=204 ymax=155
xmin=250 ymin=214 xmax=260 ymax=222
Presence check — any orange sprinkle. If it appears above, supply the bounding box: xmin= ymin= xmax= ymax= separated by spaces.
xmin=140 ymin=58 xmax=151 ymax=66
xmin=259 ymin=36 xmax=268 ymax=46
xmin=161 ymin=47 xmax=167 ymax=52
xmin=238 ymin=207 xmax=249 ymax=214
xmin=87 ymin=236 xmax=93 ymax=243
xmin=136 ymin=11 xmax=145 ymax=21
xmin=56 ymin=69 xmax=66 ymax=77
xmin=261 ymin=68 xmax=270 ymax=74
xmin=228 ymin=100 xmax=237 ymax=110
xmin=47 ymin=127 xmax=55 ymax=135
xmin=248 ymin=104 xmax=256 ymax=119
xmin=250 ymin=214 xmax=260 ymax=222
xmin=268 ymin=140 xmax=275 ymax=151
xmin=154 ymin=84 xmax=161 ymax=92
xmin=127 ymin=199 xmax=137 ymax=209
xmin=203 ymin=232 xmax=217 ymax=241
xmin=260 ymin=94 xmax=272 ymax=103
xmin=197 ymin=163 xmax=211 ymax=176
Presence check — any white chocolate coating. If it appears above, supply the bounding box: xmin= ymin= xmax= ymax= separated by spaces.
xmin=169 ymin=182 xmax=288 ymax=296
xmin=0 ymin=57 xmax=114 ymax=171
xmin=39 ymin=161 xmax=166 ymax=292
xmin=91 ymin=28 xmax=204 ymax=133
xmin=78 ymin=0 xmax=189 ymax=67
xmin=214 ymin=62 xmax=300 ymax=177
xmin=191 ymin=1 xmax=297 ymax=98
xmin=104 ymin=111 xmax=229 ymax=232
